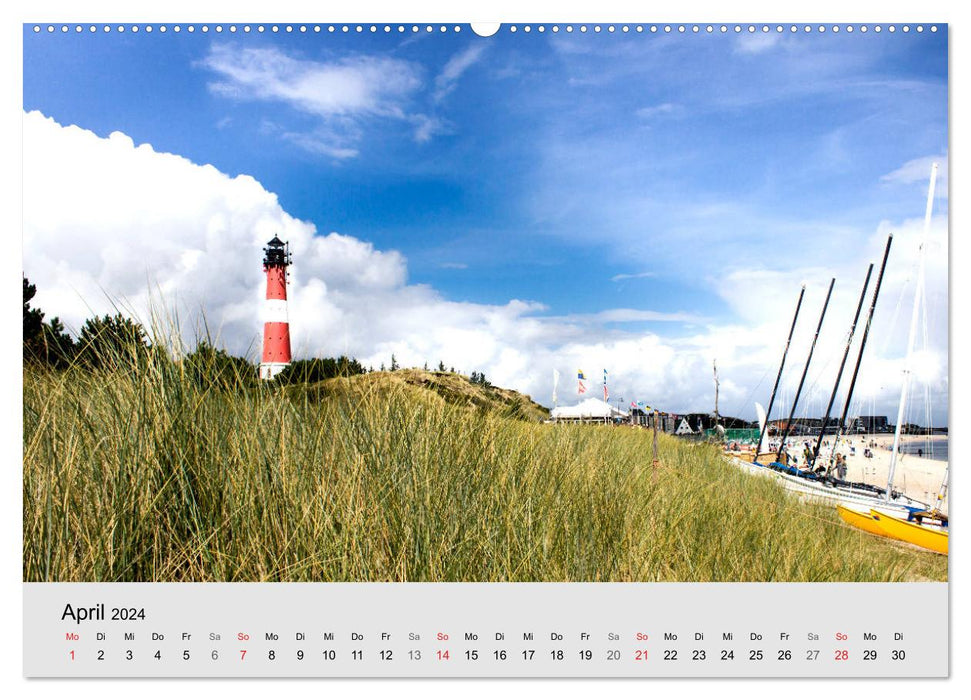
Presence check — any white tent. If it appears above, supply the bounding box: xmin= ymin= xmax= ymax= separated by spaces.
xmin=550 ymin=398 xmax=629 ymax=422
xmin=675 ymin=418 xmax=695 ymax=435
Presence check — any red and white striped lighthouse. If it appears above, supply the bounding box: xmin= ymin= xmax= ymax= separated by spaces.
xmin=259 ymin=235 xmax=292 ymax=380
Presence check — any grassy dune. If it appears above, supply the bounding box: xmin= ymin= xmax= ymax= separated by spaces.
xmin=23 ymin=356 xmax=947 ymax=582
xmin=296 ymin=367 xmax=550 ymax=423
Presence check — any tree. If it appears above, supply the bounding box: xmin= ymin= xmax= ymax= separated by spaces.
xmin=42 ymin=316 xmax=76 ymax=369
xmin=469 ymin=371 xmax=490 ymax=386
xmin=390 ymin=354 xmax=399 ymax=371
xmin=76 ymin=313 xmax=148 ymax=369
xmin=274 ymin=356 xmax=365 ymax=385
xmin=423 ymin=361 xmax=428 ymax=371
xmin=23 ymin=277 xmax=44 ymax=357
xmin=437 ymin=360 xmax=446 ymax=372
xmin=23 ymin=276 xmax=76 ymax=367
xmin=186 ymin=341 xmax=255 ymax=390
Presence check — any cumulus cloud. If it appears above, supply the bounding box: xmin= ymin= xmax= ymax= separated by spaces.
xmin=23 ymin=111 xmax=947 ymax=424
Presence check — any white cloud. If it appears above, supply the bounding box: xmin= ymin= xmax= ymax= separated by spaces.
xmin=434 ymin=43 xmax=487 ymax=102
xmin=201 ymin=45 xmax=430 ymax=155
xmin=23 ymin=111 xmax=947 ymax=425
xmin=282 ymin=130 xmax=360 ymax=160
xmin=735 ymin=32 xmax=783 ymax=55
xmin=549 ymin=309 xmax=703 ymax=325
xmin=610 ymin=271 xmax=655 ymax=282
xmin=204 ymin=45 xmax=421 ymax=117
xmin=880 ymin=155 xmax=948 ymax=198
xmin=635 ymin=103 xmax=677 ymax=119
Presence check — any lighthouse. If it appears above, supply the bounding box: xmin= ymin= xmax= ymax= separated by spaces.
xmin=259 ymin=235 xmax=292 ymax=380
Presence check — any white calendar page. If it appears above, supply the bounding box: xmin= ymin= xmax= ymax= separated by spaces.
xmin=6 ymin=0 xmax=964 ymax=696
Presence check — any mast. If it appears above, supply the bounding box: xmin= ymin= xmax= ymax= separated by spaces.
xmin=775 ymin=278 xmax=836 ymax=463
xmin=811 ymin=264 xmax=873 ymax=471
xmin=713 ymin=360 xmax=720 ymax=430
xmin=934 ymin=465 xmax=949 ymax=513
xmin=828 ymin=234 xmax=893 ymax=469
xmin=754 ymin=286 xmax=806 ymax=457
xmin=887 ymin=163 xmax=938 ymax=501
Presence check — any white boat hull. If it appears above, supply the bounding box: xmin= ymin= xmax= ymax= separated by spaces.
xmin=730 ymin=457 xmax=927 ymax=514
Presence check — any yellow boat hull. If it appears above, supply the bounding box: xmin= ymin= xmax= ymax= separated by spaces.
xmin=869 ymin=509 xmax=948 ymax=555
xmin=731 ymin=451 xmax=785 ymax=465
xmin=836 ymin=504 xmax=887 ymax=537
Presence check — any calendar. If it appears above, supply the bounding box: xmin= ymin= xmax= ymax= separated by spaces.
xmin=21 ymin=16 xmax=951 ymax=684
xmin=24 ymin=583 xmax=947 ymax=677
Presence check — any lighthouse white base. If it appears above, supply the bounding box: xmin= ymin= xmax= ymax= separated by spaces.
xmin=259 ymin=362 xmax=290 ymax=380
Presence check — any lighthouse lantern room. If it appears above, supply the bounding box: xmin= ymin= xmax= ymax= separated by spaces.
xmin=259 ymin=235 xmax=293 ymax=380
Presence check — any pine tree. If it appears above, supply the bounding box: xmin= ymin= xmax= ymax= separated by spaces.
xmin=43 ymin=316 xmax=76 ymax=369
xmin=23 ymin=276 xmax=76 ymax=367
xmin=76 ymin=313 xmax=148 ymax=369
xmin=23 ymin=277 xmax=45 ymax=361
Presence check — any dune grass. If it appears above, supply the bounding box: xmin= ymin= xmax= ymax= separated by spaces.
xmin=23 ymin=350 xmax=947 ymax=583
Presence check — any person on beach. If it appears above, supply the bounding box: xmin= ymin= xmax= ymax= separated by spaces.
xmin=835 ymin=453 xmax=847 ymax=480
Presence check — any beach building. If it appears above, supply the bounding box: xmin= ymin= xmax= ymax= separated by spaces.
xmin=857 ymin=415 xmax=889 ymax=432
xmin=551 ymin=398 xmax=628 ymax=423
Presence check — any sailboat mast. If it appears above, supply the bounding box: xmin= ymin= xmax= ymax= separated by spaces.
xmin=775 ymin=278 xmax=836 ymax=463
xmin=829 ymin=234 xmax=893 ymax=468
xmin=755 ymin=286 xmax=806 ymax=456
xmin=713 ymin=360 xmax=719 ymax=429
xmin=887 ymin=163 xmax=938 ymax=501
xmin=934 ymin=465 xmax=949 ymax=512
xmin=811 ymin=264 xmax=873 ymax=471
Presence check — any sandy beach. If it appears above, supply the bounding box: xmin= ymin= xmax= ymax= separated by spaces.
xmin=789 ymin=434 xmax=949 ymax=511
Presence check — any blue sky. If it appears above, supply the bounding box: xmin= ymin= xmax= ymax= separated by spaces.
xmin=22 ymin=24 xmax=949 ymax=423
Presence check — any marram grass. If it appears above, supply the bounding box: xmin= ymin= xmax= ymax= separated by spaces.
xmin=23 ymin=353 xmax=947 ymax=583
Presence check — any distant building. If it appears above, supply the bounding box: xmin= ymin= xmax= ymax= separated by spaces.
xmin=858 ymin=415 xmax=889 ymax=433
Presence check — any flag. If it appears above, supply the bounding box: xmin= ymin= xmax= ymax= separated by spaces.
xmin=577 ymin=369 xmax=586 ymax=395
xmin=552 ymin=369 xmax=560 ymax=406
xmin=603 ymin=368 xmax=609 ymax=402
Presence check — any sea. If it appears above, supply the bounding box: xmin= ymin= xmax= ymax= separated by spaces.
xmin=898 ymin=437 xmax=949 ymax=462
